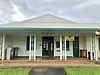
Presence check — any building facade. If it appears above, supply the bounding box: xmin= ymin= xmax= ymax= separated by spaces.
xmin=0 ymin=14 xmax=100 ymax=61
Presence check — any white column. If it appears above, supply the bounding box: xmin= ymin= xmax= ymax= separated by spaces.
xmin=34 ymin=36 xmax=36 ymax=60
xmin=86 ymin=35 xmax=88 ymax=58
xmin=95 ymin=36 xmax=98 ymax=61
xmin=29 ymin=35 xmax=31 ymax=60
xmin=2 ymin=34 xmax=5 ymax=60
xmin=90 ymin=36 xmax=93 ymax=60
xmin=65 ymin=36 xmax=67 ymax=60
xmin=60 ymin=36 xmax=62 ymax=60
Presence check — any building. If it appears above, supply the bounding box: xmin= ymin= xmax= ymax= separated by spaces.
xmin=0 ymin=14 xmax=100 ymax=61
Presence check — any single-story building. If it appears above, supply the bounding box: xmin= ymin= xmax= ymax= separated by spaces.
xmin=0 ymin=14 xmax=100 ymax=61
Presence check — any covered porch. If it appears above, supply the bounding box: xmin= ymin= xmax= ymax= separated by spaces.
xmin=0 ymin=30 xmax=98 ymax=61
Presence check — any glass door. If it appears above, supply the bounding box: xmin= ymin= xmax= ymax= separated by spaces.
xmin=42 ymin=37 xmax=54 ymax=57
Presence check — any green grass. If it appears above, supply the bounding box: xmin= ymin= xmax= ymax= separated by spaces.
xmin=65 ymin=68 xmax=100 ymax=75
xmin=1 ymin=68 xmax=100 ymax=75
xmin=0 ymin=68 xmax=31 ymax=75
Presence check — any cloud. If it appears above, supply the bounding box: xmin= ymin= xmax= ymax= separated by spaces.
xmin=11 ymin=3 xmax=27 ymax=22
xmin=63 ymin=0 xmax=100 ymax=22
xmin=0 ymin=0 xmax=100 ymax=24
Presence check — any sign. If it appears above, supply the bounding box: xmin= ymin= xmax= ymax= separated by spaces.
xmin=42 ymin=33 xmax=54 ymax=36
xmin=66 ymin=36 xmax=74 ymax=41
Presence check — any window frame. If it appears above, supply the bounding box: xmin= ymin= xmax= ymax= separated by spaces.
xmin=26 ymin=36 xmax=34 ymax=51
xmin=56 ymin=41 xmax=60 ymax=48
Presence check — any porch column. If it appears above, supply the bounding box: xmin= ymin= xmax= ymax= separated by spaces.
xmin=86 ymin=35 xmax=88 ymax=58
xmin=90 ymin=36 xmax=93 ymax=60
xmin=95 ymin=36 xmax=98 ymax=61
xmin=60 ymin=36 xmax=62 ymax=60
xmin=2 ymin=34 xmax=5 ymax=60
xmin=29 ymin=35 xmax=31 ymax=60
xmin=34 ymin=36 xmax=36 ymax=60
xmin=65 ymin=36 xmax=67 ymax=60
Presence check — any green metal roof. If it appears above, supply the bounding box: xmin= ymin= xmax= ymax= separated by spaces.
xmin=0 ymin=28 xmax=100 ymax=31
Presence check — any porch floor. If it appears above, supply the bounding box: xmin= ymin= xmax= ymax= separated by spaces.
xmin=12 ymin=56 xmax=90 ymax=60
xmin=0 ymin=59 xmax=95 ymax=68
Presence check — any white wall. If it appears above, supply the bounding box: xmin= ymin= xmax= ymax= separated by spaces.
xmin=67 ymin=41 xmax=73 ymax=56
xmin=5 ymin=35 xmax=12 ymax=49
xmin=11 ymin=35 xmax=28 ymax=56
xmin=10 ymin=34 xmax=42 ymax=56
xmin=79 ymin=35 xmax=86 ymax=50
xmin=36 ymin=35 xmax=42 ymax=56
xmin=7 ymin=32 xmax=89 ymax=57
xmin=79 ymin=35 xmax=86 ymax=57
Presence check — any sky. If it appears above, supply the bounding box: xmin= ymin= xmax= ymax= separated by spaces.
xmin=0 ymin=0 xmax=100 ymax=24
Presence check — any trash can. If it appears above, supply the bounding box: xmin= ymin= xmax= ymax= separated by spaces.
xmin=12 ymin=47 xmax=19 ymax=58
xmin=80 ymin=50 xmax=87 ymax=58
xmin=88 ymin=52 xmax=94 ymax=60
xmin=88 ymin=52 xmax=90 ymax=60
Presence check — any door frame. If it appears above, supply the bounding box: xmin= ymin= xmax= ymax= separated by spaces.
xmin=42 ymin=36 xmax=54 ymax=57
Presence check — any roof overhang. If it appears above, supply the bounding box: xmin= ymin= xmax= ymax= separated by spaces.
xmin=0 ymin=28 xmax=100 ymax=31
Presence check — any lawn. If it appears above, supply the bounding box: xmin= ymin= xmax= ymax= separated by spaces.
xmin=0 ymin=68 xmax=100 ymax=75
xmin=65 ymin=68 xmax=100 ymax=75
xmin=0 ymin=68 xmax=31 ymax=75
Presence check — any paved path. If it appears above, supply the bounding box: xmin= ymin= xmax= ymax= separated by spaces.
xmin=28 ymin=67 xmax=67 ymax=75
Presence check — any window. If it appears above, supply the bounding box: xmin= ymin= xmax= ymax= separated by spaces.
xmin=66 ymin=41 xmax=69 ymax=51
xmin=26 ymin=36 xmax=34 ymax=51
xmin=26 ymin=36 xmax=30 ymax=51
xmin=62 ymin=36 xmax=70 ymax=51
xmin=98 ymin=37 xmax=100 ymax=50
xmin=73 ymin=37 xmax=79 ymax=49
xmin=56 ymin=41 xmax=60 ymax=48
xmin=62 ymin=37 xmax=65 ymax=50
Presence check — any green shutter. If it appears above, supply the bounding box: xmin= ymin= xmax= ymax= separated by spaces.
xmin=98 ymin=37 xmax=100 ymax=50
xmin=26 ymin=36 xmax=30 ymax=51
xmin=66 ymin=41 xmax=69 ymax=51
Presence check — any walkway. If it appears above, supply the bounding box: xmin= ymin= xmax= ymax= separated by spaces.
xmin=28 ymin=67 xmax=67 ymax=75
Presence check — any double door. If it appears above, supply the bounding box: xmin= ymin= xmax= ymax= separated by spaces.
xmin=42 ymin=37 xmax=54 ymax=57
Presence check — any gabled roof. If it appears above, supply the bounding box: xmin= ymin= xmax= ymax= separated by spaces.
xmin=0 ymin=14 xmax=100 ymax=31
xmin=21 ymin=14 xmax=74 ymax=23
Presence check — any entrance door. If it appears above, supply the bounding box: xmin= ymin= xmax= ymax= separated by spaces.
xmin=73 ymin=37 xmax=79 ymax=57
xmin=42 ymin=37 xmax=54 ymax=57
